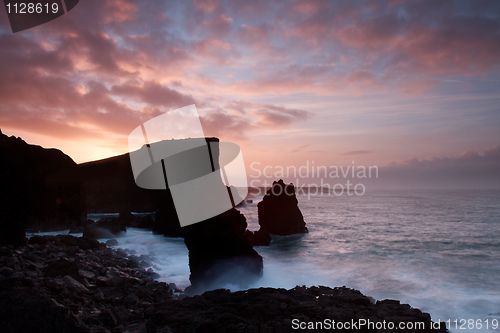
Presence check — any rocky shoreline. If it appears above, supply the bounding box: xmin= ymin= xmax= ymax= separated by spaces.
xmin=0 ymin=235 xmax=447 ymax=332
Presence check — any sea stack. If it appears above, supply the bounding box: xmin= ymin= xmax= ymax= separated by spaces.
xmin=257 ymin=179 xmax=308 ymax=236
xmin=183 ymin=208 xmax=263 ymax=292
xmin=178 ymin=139 xmax=263 ymax=292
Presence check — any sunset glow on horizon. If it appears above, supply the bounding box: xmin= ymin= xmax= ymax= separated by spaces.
xmin=1 ymin=0 xmax=499 ymax=188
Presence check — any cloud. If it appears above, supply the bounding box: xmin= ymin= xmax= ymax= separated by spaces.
xmin=198 ymin=98 xmax=312 ymax=140
xmin=3 ymin=0 xmax=499 ymax=99
xmin=192 ymin=38 xmax=238 ymax=65
xmin=234 ymin=23 xmax=286 ymax=61
xmin=290 ymin=0 xmax=328 ymax=15
xmin=379 ymin=146 xmax=500 ymax=189
xmin=226 ymin=0 xmax=269 ymax=20
xmin=390 ymin=146 xmax=500 ymax=168
xmin=194 ymin=0 xmax=219 ymax=14
xmin=253 ymin=105 xmax=310 ymax=128
xmin=237 ymin=24 xmax=270 ymax=47
xmin=202 ymin=14 xmax=233 ymax=38
xmin=258 ymin=1 xmax=500 ymax=95
xmin=111 ymin=80 xmax=196 ymax=108
xmin=290 ymin=144 xmax=310 ymax=153
xmin=200 ymin=111 xmax=254 ymax=140
xmin=103 ymin=0 xmax=138 ymax=23
xmin=342 ymin=150 xmax=372 ymax=156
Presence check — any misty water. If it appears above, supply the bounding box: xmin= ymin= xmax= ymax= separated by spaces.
xmin=38 ymin=189 xmax=500 ymax=332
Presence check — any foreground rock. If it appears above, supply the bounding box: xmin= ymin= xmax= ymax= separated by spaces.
xmin=157 ymin=286 xmax=447 ymax=333
xmin=183 ymin=208 xmax=263 ymax=293
xmin=0 ymin=235 xmax=171 ymax=332
xmin=0 ymin=235 xmax=447 ymax=332
xmin=0 ymin=130 xmax=86 ymax=246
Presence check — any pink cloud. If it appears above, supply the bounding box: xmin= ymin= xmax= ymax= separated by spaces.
xmin=226 ymin=0 xmax=269 ymax=20
xmin=103 ymin=0 xmax=138 ymax=23
xmin=336 ymin=13 xmax=404 ymax=49
xmin=484 ymin=145 xmax=500 ymax=158
xmin=111 ymin=80 xmax=195 ymax=108
xmin=390 ymin=146 xmax=500 ymax=168
xmin=342 ymin=150 xmax=372 ymax=156
xmin=200 ymin=111 xmax=254 ymax=140
xmin=194 ymin=0 xmax=219 ymax=13
xmin=237 ymin=24 xmax=270 ymax=48
xmin=290 ymin=0 xmax=328 ymax=15
xmin=192 ymin=38 xmax=238 ymax=65
xmin=253 ymin=105 xmax=310 ymax=129
xmin=202 ymin=14 xmax=233 ymax=38
xmin=225 ymin=65 xmax=383 ymax=97
xmin=198 ymin=98 xmax=311 ymax=141
xmin=397 ymin=18 xmax=500 ymax=76
xmin=280 ymin=1 xmax=500 ymax=93
xmin=379 ymin=145 xmax=500 ymax=188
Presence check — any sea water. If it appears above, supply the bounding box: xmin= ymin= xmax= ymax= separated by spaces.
xmin=243 ymin=190 xmax=500 ymax=332
xmin=37 ymin=189 xmax=500 ymax=332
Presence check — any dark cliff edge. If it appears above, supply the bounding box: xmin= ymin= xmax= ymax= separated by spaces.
xmin=77 ymin=138 xmax=224 ymax=237
xmin=78 ymin=152 xmax=164 ymax=214
xmin=0 ymin=129 xmax=85 ymax=245
xmin=77 ymin=146 xmax=181 ymax=237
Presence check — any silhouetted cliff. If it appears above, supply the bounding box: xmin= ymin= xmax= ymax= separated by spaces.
xmin=78 ymin=139 xmax=223 ymax=237
xmin=0 ymin=129 xmax=85 ymax=245
xmin=78 ymin=152 xmax=160 ymax=214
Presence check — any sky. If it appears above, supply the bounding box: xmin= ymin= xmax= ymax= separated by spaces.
xmin=1 ymin=0 xmax=500 ymax=189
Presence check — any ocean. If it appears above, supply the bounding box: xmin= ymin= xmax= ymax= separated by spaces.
xmin=41 ymin=189 xmax=500 ymax=332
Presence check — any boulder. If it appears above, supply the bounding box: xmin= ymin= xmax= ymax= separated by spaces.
xmin=118 ymin=211 xmax=155 ymax=229
xmin=28 ymin=234 xmax=103 ymax=250
xmin=257 ymin=179 xmax=308 ymax=236
xmin=106 ymin=239 xmax=119 ymax=246
xmin=83 ymin=218 xmax=126 ymax=239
